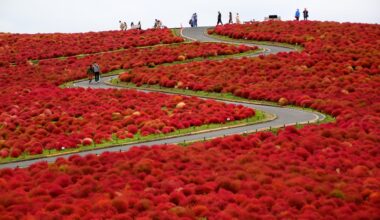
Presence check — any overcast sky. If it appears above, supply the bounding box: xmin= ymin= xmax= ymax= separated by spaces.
xmin=1 ymin=0 xmax=379 ymax=33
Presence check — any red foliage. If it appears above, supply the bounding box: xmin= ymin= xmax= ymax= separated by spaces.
xmin=0 ymin=39 xmax=254 ymax=157
xmin=0 ymin=21 xmax=379 ymax=219
xmin=0 ymin=138 xmax=379 ymax=218
xmin=0 ymin=28 xmax=183 ymax=64
xmin=10 ymin=148 xmax=21 ymax=158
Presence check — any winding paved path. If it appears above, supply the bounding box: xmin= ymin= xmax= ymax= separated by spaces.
xmin=181 ymin=27 xmax=295 ymax=54
xmin=0 ymin=27 xmax=325 ymax=169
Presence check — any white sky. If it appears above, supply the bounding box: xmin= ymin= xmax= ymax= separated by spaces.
xmin=0 ymin=0 xmax=379 ymax=33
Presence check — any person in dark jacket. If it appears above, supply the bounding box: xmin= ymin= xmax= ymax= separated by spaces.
xmin=217 ymin=11 xmax=223 ymax=25
xmin=303 ymin=8 xmax=309 ymax=20
xmin=138 ymin=21 xmax=142 ymax=30
xmin=87 ymin=65 xmax=94 ymax=84
xmin=193 ymin=13 xmax=198 ymax=27
xmin=229 ymin=12 xmax=233 ymax=24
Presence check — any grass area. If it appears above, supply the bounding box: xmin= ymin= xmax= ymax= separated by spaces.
xmin=206 ymin=30 xmax=304 ymax=51
xmin=30 ymin=59 xmax=39 ymax=64
xmin=171 ymin=28 xmax=183 ymax=38
xmin=30 ymin=56 xmax=67 ymax=64
xmin=0 ymin=110 xmax=271 ymax=164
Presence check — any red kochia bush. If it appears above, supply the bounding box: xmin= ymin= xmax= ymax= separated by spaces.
xmin=10 ymin=148 xmax=21 ymax=158
xmin=127 ymin=125 xmax=139 ymax=134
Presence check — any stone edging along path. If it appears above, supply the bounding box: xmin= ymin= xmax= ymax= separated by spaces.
xmin=0 ymin=27 xmax=326 ymax=169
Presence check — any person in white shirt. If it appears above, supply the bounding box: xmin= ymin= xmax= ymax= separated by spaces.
xmin=236 ymin=13 xmax=241 ymax=24
xmin=119 ymin=21 xmax=125 ymax=30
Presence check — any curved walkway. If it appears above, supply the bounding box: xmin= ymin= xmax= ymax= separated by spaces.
xmin=181 ymin=27 xmax=295 ymax=54
xmin=0 ymin=27 xmax=325 ymax=169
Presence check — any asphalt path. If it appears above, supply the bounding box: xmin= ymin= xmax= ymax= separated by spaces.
xmin=181 ymin=26 xmax=295 ymax=54
xmin=0 ymin=27 xmax=324 ymax=169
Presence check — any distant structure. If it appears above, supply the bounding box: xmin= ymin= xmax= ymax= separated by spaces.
xmin=264 ymin=15 xmax=281 ymax=21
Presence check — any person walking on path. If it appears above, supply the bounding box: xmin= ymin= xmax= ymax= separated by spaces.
xmin=295 ymin=9 xmax=300 ymax=21
xmin=190 ymin=13 xmax=196 ymax=27
xmin=229 ymin=12 xmax=233 ymax=24
xmin=217 ymin=11 xmax=223 ymax=25
xmin=189 ymin=14 xmax=194 ymax=27
xmin=303 ymin=8 xmax=309 ymax=20
xmin=87 ymin=65 xmax=94 ymax=84
xmin=236 ymin=13 xmax=241 ymax=24
xmin=92 ymin=62 xmax=101 ymax=83
xmin=193 ymin=13 xmax=198 ymax=27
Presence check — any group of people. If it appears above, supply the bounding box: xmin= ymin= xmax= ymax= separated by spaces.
xmin=87 ymin=63 xmax=101 ymax=84
xmin=189 ymin=13 xmax=198 ymax=27
xmin=119 ymin=21 xmax=128 ymax=30
xmin=295 ymin=8 xmax=309 ymax=21
xmin=154 ymin=19 xmax=164 ymax=29
xmin=190 ymin=11 xmax=241 ymax=27
xmin=120 ymin=19 xmax=169 ymax=30
xmin=119 ymin=20 xmax=142 ymax=30
xmin=122 ymin=8 xmax=310 ymax=31
xmin=229 ymin=12 xmax=241 ymax=24
xmin=217 ymin=11 xmax=241 ymax=26
xmin=131 ymin=21 xmax=142 ymax=30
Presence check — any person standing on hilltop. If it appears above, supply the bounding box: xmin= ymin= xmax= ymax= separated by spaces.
xmin=190 ymin=13 xmax=197 ymax=27
xmin=138 ymin=21 xmax=142 ymax=30
xmin=303 ymin=8 xmax=309 ymax=20
xmin=236 ymin=13 xmax=241 ymax=24
xmin=193 ymin=13 xmax=198 ymax=27
xmin=217 ymin=11 xmax=223 ymax=25
xmin=189 ymin=15 xmax=194 ymax=27
xmin=119 ymin=21 xmax=125 ymax=30
xmin=229 ymin=12 xmax=233 ymax=24
xmin=295 ymin=9 xmax=300 ymax=21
